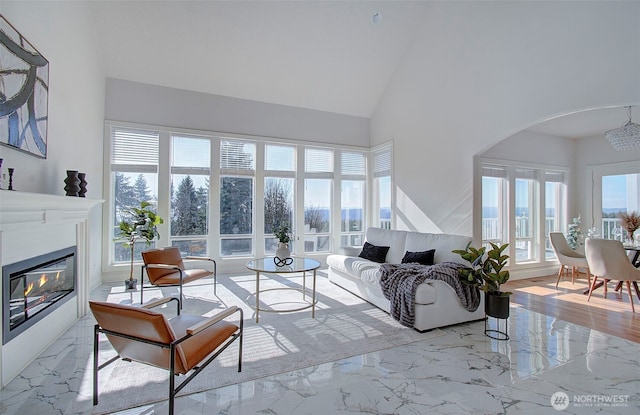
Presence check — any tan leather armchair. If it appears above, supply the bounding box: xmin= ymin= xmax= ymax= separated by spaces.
xmin=90 ymin=297 xmax=242 ymax=414
xmin=141 ymin=246 xmax=217 ymax=307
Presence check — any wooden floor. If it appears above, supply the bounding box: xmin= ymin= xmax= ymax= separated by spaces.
xmin=503 ymin=272 xmax=640 ymax=344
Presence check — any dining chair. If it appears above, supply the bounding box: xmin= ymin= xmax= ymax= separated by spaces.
xmin=549 ymin=232 xmax=590 ymax=288
xmin=90 ymin=296 xmax=243 ymax=415
xmin=585 ymin=238 xmax=640 ymax=312
xmin=141 ymin=247 xmax=217 ymax=308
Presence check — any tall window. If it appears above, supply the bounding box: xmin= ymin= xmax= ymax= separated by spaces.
xmin=220 ymin=139 xmax=255 ymax=256
xmin=372 ymin=145 xmax=392 ymax=229
xmin=111 ymin=127 xmax=159 ymax=263
xmin=340 ymin=151 xmax=366 ymax=247
xmin=264 ymin=144 xmax=296 ymax=253
xmin=480 ymin=160 xmax=568 ymax=269
xmin=515 ymin=169 xmax=537 ymax=263
xmin=304 ymin=148 xmax=333 ymax=253
xmin=105 ymin=122 xmax=375 ymax=270
xmin=481 ymin=166 xmax=507 ymax=245
xmin=602 ymin=173 xmax=640 ymax=240
xmin=170 ymin=135 xmax=210 ymax=256
xmin=544 ymin=171 xmax=566 ymax=260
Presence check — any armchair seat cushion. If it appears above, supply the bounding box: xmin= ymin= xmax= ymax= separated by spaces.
xmin=153 ymin=268 xmax=213 ymax=286
xmin=168 ymin=315 xmax=238 ymax=372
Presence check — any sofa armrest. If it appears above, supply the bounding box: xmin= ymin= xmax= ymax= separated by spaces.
xmin=338 ymin=246 xmax=362 ymax=257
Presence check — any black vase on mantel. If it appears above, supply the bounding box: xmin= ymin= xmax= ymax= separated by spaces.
xmin=64 ymin=170 xmax=81 ymax=196
xmin=78 ymin=172 xmax=87 ymax=197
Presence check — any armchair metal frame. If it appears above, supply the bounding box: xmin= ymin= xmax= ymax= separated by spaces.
xmin=91 ymin=297 xmax=243 ymax=414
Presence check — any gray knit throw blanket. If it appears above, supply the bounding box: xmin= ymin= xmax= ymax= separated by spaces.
xmin=379 ymin=262 xmax=480 ymax=328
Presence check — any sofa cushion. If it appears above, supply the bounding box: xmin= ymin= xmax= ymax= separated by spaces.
xmin=326 ymin=255 xmax=380 ymax=280
xmin=358 ymin=241 xmax=390 ymax=263
xmin=401 ymin=249 xmax=436 ymax=266
xmin=365 ymin=228 xmax=408 ymax=264
xmin=404 ymin=232 xmax=471 ymax=265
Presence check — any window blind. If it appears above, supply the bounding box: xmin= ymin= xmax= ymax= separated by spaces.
xmin=341 ymin=151 xmax=366 ymax=176
xmin=220 ymin=139 xmax=255 ymax=171
xmin=515 ymin=169 xmax=537 ymax=180
xmin=172 ymin=135 xmax=210 ymax=168
xmin=482 ymin=166 xmax=507 ymax=178
xmin=373 ymin=147 xmax=391 ymax=178
xmin=265 ymin=144 xmax=295 ymax=171
xmin=112 ymin=128 xmax=159 ymax=165
xmin=305 ymin=148 xmax=333 ymax=173
xmin=545 ymin=171 xmax=565 ymax=183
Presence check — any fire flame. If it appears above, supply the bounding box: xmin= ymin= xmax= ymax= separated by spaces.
xmin=23 ymin=274 xmax=50 ymax=297
xmin=25 ymin=282 xmax=34 ymax=296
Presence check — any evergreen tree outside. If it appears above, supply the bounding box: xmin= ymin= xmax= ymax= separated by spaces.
xmin=171 ymin=175 xmax=209 ymax=236
xmin=220 ymin=177 xmax=253 ymax=234
xmin=114 ymin=172 xmax=137 ymax=223
xmin=133 ymin=174 xmax=151 ymax=203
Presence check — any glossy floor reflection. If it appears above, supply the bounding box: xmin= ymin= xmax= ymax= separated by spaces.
xmin=1 ymin=279 xmax=638 ymax=415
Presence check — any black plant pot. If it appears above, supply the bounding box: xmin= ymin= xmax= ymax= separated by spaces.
xmin=484 ymin=291 xmax=510 ymax=340
xmin=485 ymin=291 xmax=510 ymax=319
xmin=124 ymin=279 xmax=138 ymax=290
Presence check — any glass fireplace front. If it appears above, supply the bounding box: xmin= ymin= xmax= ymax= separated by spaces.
xmin=3 ymin=246 xmax=76 ymax=344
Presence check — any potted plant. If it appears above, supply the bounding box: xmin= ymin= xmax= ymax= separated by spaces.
xmin=566 ymin=215 xmax=584 ymax=250
xmin=453 ymin=242 xmax=511 ymax=319
xmin=117 ymin=201 xmax=164 ymax=289
xmin=273 ymin=225 xmax=293 ymax=265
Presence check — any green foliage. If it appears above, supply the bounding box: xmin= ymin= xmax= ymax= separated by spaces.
xmin=171 ymin=176 xmax=208 ymax=236
xmin=274 ymin=225 xmax=292 ymax=243
xmin=452 ymin=242 xmax=511 ymax=296
xmin=117 ymin=201 xmax=164 ymax=280
xmin=220 ymin=177 xmax=253 ymax=234
xmin=566 ymin=215 xmax=583 ymax=250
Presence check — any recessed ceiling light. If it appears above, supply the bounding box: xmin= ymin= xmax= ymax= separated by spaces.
xmin=372 ymin=12 xmax=382 ymax=25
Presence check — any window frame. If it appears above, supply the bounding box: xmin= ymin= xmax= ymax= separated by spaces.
xmin=103 ymin=121 xmax=378 ymax=275
xmin=476 ymin=157 xmax=569 ymax=272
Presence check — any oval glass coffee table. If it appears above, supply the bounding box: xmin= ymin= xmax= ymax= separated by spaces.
xmin=246 ymin=257 xmax=321 ymax=323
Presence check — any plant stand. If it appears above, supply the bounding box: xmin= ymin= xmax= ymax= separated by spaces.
xmin=484 ymin=292 xmax=510 ymax=340
xmin=485 ymin=315 xmax=509 ymax=340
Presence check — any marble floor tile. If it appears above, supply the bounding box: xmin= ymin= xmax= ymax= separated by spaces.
xmin=0 ymin=281 xmax=638 ymax=415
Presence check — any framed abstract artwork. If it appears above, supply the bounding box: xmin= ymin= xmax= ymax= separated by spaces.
xmin=0 ymin=14 xmax=49 ymax=158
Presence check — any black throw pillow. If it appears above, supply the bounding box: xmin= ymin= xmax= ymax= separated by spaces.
xmin=358 ymin=242 xmax=390 ymax=263
xmin=401 ymin=249 xmax=436 ymax=266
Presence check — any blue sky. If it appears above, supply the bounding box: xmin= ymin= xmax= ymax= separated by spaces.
xmin=602 ymin=175 xmax=627 ymax=210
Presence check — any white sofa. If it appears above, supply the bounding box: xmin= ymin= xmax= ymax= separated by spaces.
xmin=327 ymin=227 xmax=485 ymax=332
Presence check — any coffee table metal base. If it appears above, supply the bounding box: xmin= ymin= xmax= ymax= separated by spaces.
xmin=246 ymin=258 xmax=321 ymax=323
xmin=254 ymin=285 xmax=318 ymax=319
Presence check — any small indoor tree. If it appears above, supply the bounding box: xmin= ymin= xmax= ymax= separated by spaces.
xmin=117 ymin=201 xmax=164 ymax=289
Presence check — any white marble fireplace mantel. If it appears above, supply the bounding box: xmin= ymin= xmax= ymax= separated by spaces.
xmin=0 ymin=190 xmax=102 ymax=386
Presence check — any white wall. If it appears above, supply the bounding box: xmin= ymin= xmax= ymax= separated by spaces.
xmin=106 ymin=78 xmax=370 ymax=147
xmin=480 ymin=130 xmax=576 ymax=168
xmin=1 ymin=1 xmax=106 ymax=289
xmin=371 ymin=1 xmax=640 ymax=237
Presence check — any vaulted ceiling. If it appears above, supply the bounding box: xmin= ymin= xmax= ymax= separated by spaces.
xmin=89 ymin=0 xmax=638 ymax=139
xmin=90 ymin=0 xmax=429 ymax=118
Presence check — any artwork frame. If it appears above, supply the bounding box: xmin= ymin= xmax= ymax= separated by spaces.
xmin=0 ymin=14 xmax=49 ymax=159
